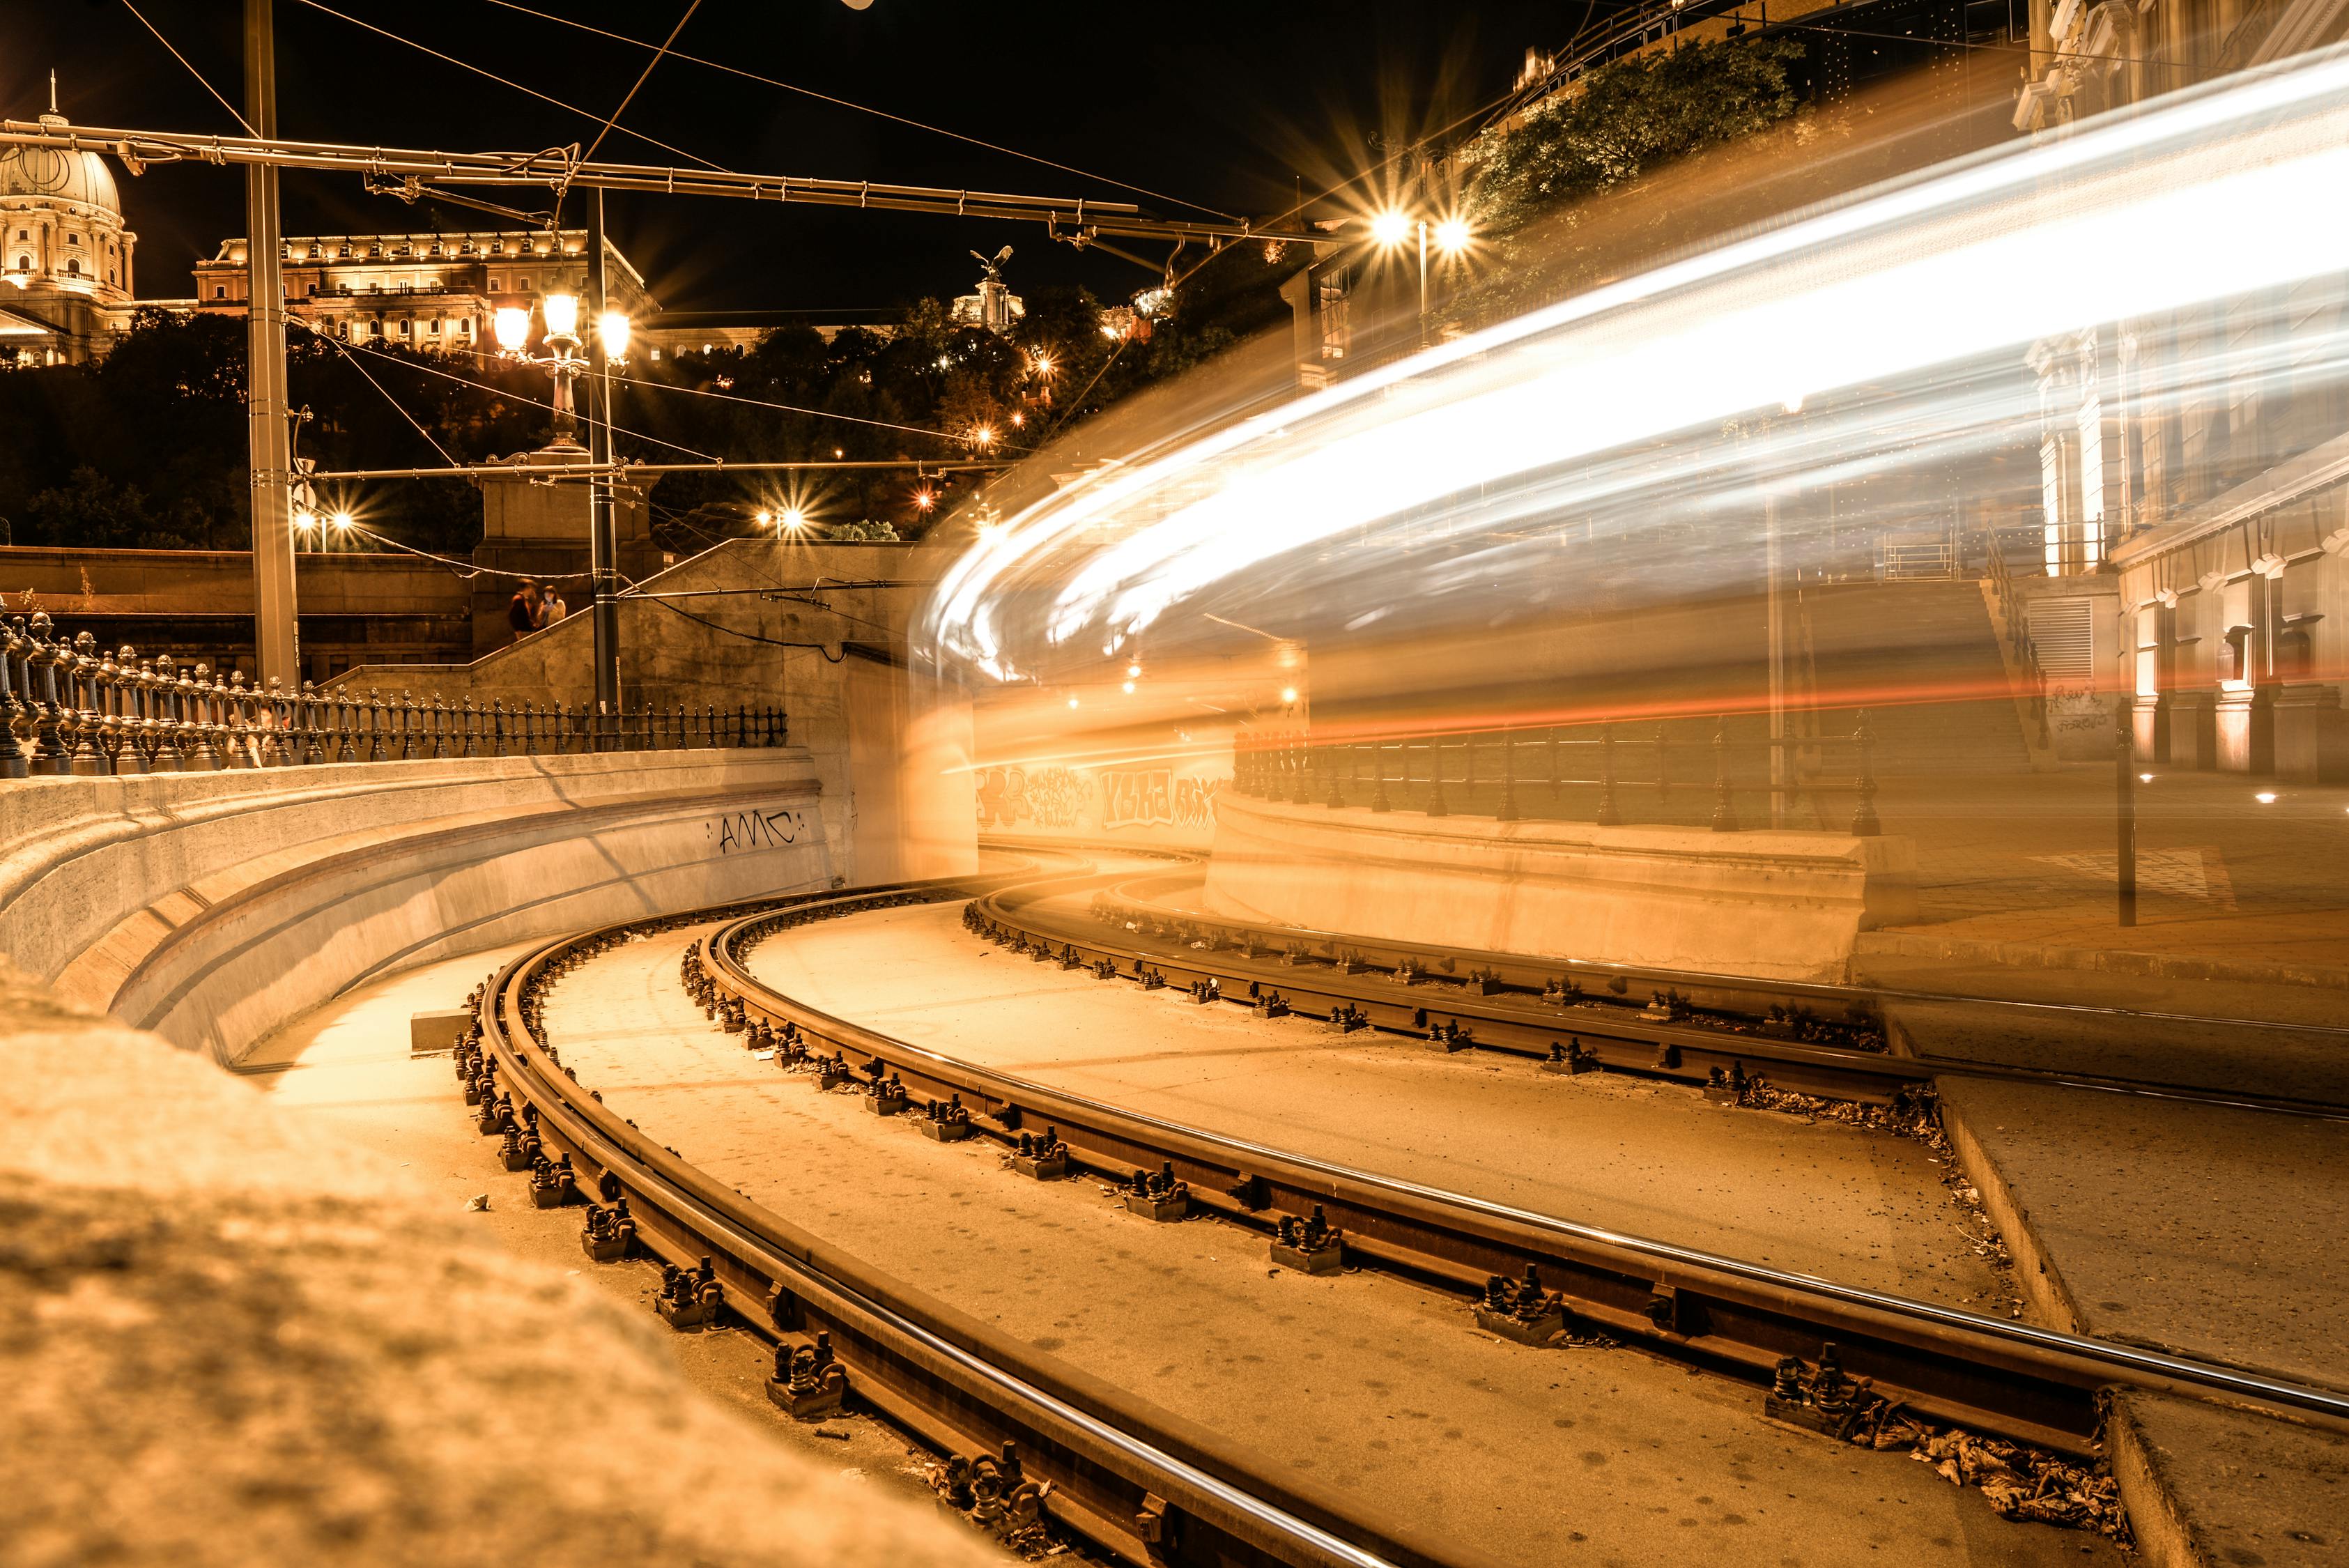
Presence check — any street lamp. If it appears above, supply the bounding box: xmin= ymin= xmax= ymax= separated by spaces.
xmin=1372 ymin=209 xmax=1472 ymax=344
xmin=493 ymin=292 xmax=624 ymax=447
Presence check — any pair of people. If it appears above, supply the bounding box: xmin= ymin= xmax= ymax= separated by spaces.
xmin=506 ymin=581 xmax=571 ymax=643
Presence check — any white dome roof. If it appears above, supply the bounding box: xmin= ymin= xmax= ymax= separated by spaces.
xmin=0 ymin=123 xmax=121 ymax=217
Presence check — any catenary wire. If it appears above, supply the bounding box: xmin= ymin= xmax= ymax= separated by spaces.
xmin=118 ymin=0 xmax=259 ymax=137
xmin=291 ymin=0 xmax=726 ymax=171
xmin=475 ymin=0 xmax=1242 ymax=221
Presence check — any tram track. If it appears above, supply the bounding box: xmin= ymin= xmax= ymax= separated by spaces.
xmin=468 ymin=876 xmax=1477 ymax=1568
xmin=457 ymin=861 xmax=2349 ymax=1567
xmin=980 ymin=860 xmax=2349 ymax=1123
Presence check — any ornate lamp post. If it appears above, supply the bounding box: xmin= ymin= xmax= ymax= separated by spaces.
xmin=493 ymin=293 xmax=629 ymax=447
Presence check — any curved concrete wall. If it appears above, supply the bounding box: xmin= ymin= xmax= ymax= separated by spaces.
xmin=0 ymin=751 xmax=838 ymax=1061
xmin=1204 ymin=792 xmax=1917 ymax=982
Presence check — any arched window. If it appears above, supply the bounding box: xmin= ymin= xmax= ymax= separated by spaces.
xmin=214 ymin=284 xmax=227 ymax=298
xmin=13 ymin=256 xmax=26 ymax=271
xmin=66 ymin=258 xmax=79 ymax=276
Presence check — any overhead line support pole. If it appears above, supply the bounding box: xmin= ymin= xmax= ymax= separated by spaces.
xmin=586 ymin=190 xmax=622 ymax=749
xmin=243 ymin=0 xmax=298 ymax=691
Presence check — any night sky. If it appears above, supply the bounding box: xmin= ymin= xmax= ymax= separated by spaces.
xmin=9 ymin=1 xmax=1582 ymax=319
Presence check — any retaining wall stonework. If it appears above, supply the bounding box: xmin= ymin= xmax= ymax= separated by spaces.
xmin=0 ymin=751 xmax=839 ymax=1061
xmin=1204 ymin=791 xmax=1918 ymax=982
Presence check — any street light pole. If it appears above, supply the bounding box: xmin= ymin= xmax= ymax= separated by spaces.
xmin=585 ymin=191 xmax=622 ymax=747
xmin=1416 ymin=219 xmax=1429 ymax=347
xmin=243 ymin=0 xmax=299 ymax=687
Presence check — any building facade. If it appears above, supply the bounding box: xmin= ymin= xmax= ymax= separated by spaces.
xmin=0 ymin=102 xmax=151 ymax=365
xmin=2017 ymin=0 xmax=2349 ymax=779
xmin=191 ymin=227 xmax=657 ymax=353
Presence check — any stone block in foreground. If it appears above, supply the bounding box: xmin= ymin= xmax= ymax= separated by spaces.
xmin=0 ymin=964 xmax=992 ymax=1568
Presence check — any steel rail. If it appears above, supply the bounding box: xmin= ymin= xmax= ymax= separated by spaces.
xmin=476 ymin=879 xmax=1479 ymax=1568
xmin=0 ymin=119 xmax=1268 ymax=245
xmin=698 ymin=882 xmax=2349 ymax=1447
xmin=989 ymin=868 xmax=2349 ymax=1123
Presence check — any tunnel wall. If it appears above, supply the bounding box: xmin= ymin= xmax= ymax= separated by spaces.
xmin=0 ymin=751 xmax=840 ymax=1063
xmin=1203 ymin=792 xmax=1917 ymax=982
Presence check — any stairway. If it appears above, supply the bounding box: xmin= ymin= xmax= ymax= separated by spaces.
xmin=1800 ymin=580 xmax=2035 ymax=776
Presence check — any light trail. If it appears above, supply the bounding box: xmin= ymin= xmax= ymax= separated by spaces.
xmin=915 ymin=47 xmax=2349 ymax=684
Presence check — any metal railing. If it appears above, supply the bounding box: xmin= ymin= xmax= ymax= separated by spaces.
xmin=1233 ymin=716 xmax=1881 ymax=836
xmin=1 ymin=613 xmax=785 ymax=781
xmin=1984 ymin=549 xmax=2055 ymax=751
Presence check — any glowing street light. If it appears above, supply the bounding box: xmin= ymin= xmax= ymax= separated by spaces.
xmin=1434 ymin=217 xmax=1472 ymax=256
xmin=1369 ymin=210 xmax=1412 ymax=247
xmin=779 ymin=506 xmax=808 ymax=532
xmin=492 ymin=291 xmax=626 ymax=447
xmin=1031 ymin=352 xmax=1056 ymax=377
xmin=912 ymin=487 xmax=937 ymax=513
xmin=597 ymin=309 xmax=631 ymax=362
xmin=330 ymin=511 xmax=353 ymax=533
xmin=492 ymin=306 xmax=531 ymax=353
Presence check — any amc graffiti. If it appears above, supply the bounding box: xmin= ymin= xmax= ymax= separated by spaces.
xmin=1098 ymin=769 xmax=1224 ymax=831
xmin=706 ymin=808 xmax=805 ymax=853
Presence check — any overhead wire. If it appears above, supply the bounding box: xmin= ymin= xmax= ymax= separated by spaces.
xmin=475 ymin=0 xmax=1242 ymax=221
xmin=293 ymin=321 xmax=722 ymax=461
xmin=290 ymin=0 xmax=727 ymax=171
xmin=306 ymin=324 xmax=463 ymax=469
xmin=576 ymin=0 xmax=701 ymax=169
xmin=118 ymin=0 xmax=258 ymax=137
xmin=596 ymin=361 xmax=1033 ymax=453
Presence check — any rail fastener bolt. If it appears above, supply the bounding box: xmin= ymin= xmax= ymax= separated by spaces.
xmin=918 ymin=1094 xmax=974 ymax=1142
xmin=1010 ymin=1126 xmax=1068 ymax=1181
xmin=1474 ymin=1265 xmax=1568 ymax=1347
xmin=1122 ymin=1161 xmax=1189 ymax=1222
xmin=1543 ymin=1038 xmax=1600 ymax=1075
xmin=866 ymin=1073 xmax=909 ymax=1116
xmin=767 ymin=1331 xmax=848 ymax=1420
xmin=1270 ymin=1205 xmax=1345 ymax=1276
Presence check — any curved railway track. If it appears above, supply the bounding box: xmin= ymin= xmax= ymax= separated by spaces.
xmin=459 ymin=860 xmax=2349 ymax=1568
xmin=978 ymin=857 xmax=2349 ymax=1123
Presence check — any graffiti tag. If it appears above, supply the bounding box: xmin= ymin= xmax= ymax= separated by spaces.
xmin=975 ymin=765 xmax=1087 ymax=829
xmin=1098 ymin=768 xmax=1223 ymax=831
xmin=707 ymin=808 xmax=805 ymax=853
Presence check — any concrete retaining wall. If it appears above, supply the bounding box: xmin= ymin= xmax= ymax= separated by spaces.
xmin=1203 ymin=792 xmax=1917 ymax=981
xmin=0 ymin=751 xmax=839 ymax=1061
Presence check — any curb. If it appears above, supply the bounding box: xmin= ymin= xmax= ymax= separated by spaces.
xmin=1857 ymin=930 xmax=2349 ymax=990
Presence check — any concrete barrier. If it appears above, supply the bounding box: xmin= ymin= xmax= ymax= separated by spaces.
xmin=0 ymin=751 xmax=839 ymax=1062
xmin=1203 ymin=792 xmax=1918 ymax=982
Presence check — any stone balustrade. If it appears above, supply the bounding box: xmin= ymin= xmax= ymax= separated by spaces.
xmin=1 ymin=610 xmax=784 ymax=780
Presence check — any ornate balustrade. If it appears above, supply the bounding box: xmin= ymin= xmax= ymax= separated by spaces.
xmin=0 ymin=613 xmax=785 ymax=781
xmin=1231 ymin=714 xmax=1881 ymax=837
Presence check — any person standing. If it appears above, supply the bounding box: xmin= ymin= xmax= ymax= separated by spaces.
xmin=540 ymin=585 xmax=569 ymax=626
xmin=507 ymin=581 xmax=540 ymax=643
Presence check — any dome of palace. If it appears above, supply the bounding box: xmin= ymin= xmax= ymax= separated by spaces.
xmin=0 ymin=119 xmax=122 ymax=217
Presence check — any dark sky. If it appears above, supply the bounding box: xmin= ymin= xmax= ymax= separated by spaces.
xmin=9 ymin=1 xmax=1580 ymax=318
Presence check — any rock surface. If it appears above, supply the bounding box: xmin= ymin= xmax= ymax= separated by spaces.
xmin=0 ymin=962 xmax=991 ymax=1568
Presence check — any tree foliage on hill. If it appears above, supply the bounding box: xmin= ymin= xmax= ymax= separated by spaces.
xmin=1452 ymin=36 xmax=1806 ymax=317
xmin=0 ymin=238 xmax=1297 ymax=558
